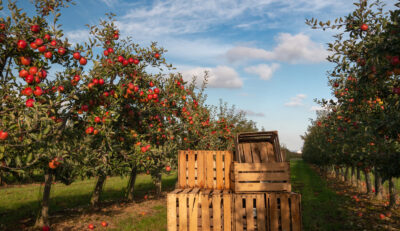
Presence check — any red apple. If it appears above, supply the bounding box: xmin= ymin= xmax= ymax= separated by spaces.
xmin=117 ymin=56 xmax=124 ymax=63
xmin=361 ymin=24 xmax=368 ymax=31
xmin=58 ymin=47 xmax=66 ymax=55
xmin=50 ymin=40 xmax=57 ymax=46
xmin=30 ymin=42 xmax=38 ymax=49
xmin=26 ymin=98 xmax=35 ymax=107
xmin=35 ymin=38 xmax=44 ymax=46
xmin=33 ymin=86 xmax=43 ymax=96
xmin=154 ymin=88 xmax=160 ymax=94
xmin=144 ymin=194 xmax=148 ymax=200
xmin=31 ymin=24 xmax=40 ymax=33
xmin=42 ymin=225 xmax=50 ymax=231
xmin=86 ymin=127 xmax=94 ymax=134
xmin=94 ymin=116 xmax=101 ymax=123
xmin=113 ymin=34 xmax=119 ymax=40
xmin=88 ymin=223 xmax=94 ymax=229
xmin=166 ymin=166 xmax=171 ymax=172
xmin=20 ymin=56 xmax=31 ymax=66
xmin=141 ymin=146 xmax=147 ymax=152
xmin=81 ymin=105 xmax=89 ymax=112
xmin=58 ymin=86 xmax=64 ymax=92
xmin=17 ymin=40 xmax=27 ymax=49
xmin=19 ymin=69 xmax=28 ymax=78
xmin=44 ymin=51 xmax=52 ymax=59
xmin=379 ymin=213 xmax=385 ymax=220
xmin=25 ymin=75 xmax=34 ymax=84
xmin=128 ymin=57 xmax=134 ymax=64
xmin=391 ymin=56 xmax=399 ymax=66
xmin=79 ymin=57 xmax=87 ymax=65
xmin=98 ymin=79 xmax=104 ymax=85
xmin=154 ymin=53 xmax=160 ymax=59
xmin=107 ymin=47 xmax=114 ymax=54
xmin=73 ymin=52 xmax=81 ymax=60
xmin=38 ymin=45 xmax=46 ymax=53
xmin=101 ymin=221 xmax=108 ymax=227
xmin=0 ymin=130 xmax=8 ymax=140
xmin=133 ymin=59 xmax=139 ymax=65
xmin=44 ymin=34 xmax=51 ymax=41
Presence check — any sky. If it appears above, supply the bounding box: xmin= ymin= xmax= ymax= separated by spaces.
xmin=12 ymin=0 xmax=396 ymax=152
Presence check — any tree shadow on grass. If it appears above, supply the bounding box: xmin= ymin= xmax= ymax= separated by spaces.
xmin=0 ymin=175 xmax=177 ymax=231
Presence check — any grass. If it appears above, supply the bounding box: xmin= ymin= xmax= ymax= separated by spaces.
xmin=0 ymin=172 xmax=177 ymax=229
xmin=290 ymin=160 xmax=355 ymax=231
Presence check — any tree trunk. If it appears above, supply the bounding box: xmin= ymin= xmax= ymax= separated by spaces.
xmin=153 ymin=172 xmax=162 ymax=198
xmin=90 ymin=174 xmax=106 ymax=207
xmin=335 ymin=168 xmax=340 ymax=180
xmin=364 ymin=170 xmax=372 ymax=194
xmin=351 ymin=166 xmax=356 ymax=186
xmin=374 ymin=171 xmax=383 ymax=200
xmin=344 ymin=167 xmax=349 ymax=183
xmin=389 ymin=177 xmax=397 ymax=208
xmin=126 ymin=167 xmax=137 ymax=201
xmin=356 ymin=168 xmax=361 ymax=189
xmin=35 ymin=172 xmax=53 ymax=228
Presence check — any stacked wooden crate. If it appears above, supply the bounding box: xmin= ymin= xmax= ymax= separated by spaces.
xmin=167 ymin=131 xmax=302 ymax=231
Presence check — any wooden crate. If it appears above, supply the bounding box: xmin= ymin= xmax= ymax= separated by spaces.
xmin=235 ymin=131 xmax=284 ymax=163
xmin=178 ymin=150 xmax=232 ymax=189
xmin=167 ymin=188 xmax=233 ymax=231
xmin=233 ymin=192 xmax=301 ymax=231
xmin=231 ymin=162 xmax=291 ymax=192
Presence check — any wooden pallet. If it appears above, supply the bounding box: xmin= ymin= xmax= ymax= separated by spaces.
xmin=178 ymin=150 xmax=232 ymax=189
xmin=233 ymin=192 xmax=301 ymax=231
xmin=167 ymin=188 xmax=233 ymax=231
xmin=231 ymin=162 xmax=291 ymax=192
xmin=235 ymin=131 xmax=284 ymax=163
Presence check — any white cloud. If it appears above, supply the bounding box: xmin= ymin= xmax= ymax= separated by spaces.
xmin=285 ymin=94 xmax=307 ymax=107
xmin=244 ymin=63 xmax=280 ymax=80
xmin=100 ymin=0 xmax=118 ymax=7
xmin=242 ymin=110 xmax=265 ymax=117
xmin=180 ymin=65 xmax=243 ymax=89
xmin=226 ymin=33 xmax=329 ymax=64
xmin=64 ymin=29 xmax=90 ymax=45
xmin=310 ymin=105 xmax=325 ymax=111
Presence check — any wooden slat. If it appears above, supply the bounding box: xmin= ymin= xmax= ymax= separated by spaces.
xmin=201 ymin=190 xmax=211 ymax=230
xmin=223 ymin=192 xmax=232 ymax=231
xmin=266 ymin=142 xmax=276 ymax=163
xmin=236 ymin=172 xmax=290 ymax=182
xmin=167 ymin=193 xmax=177 ymax=231
xmin=178 ymin=193 xmax=188 ymax=231
xmin=188 ymin=151 xmax=195 ymax=187
xmin=238 ymin=144 xmax=245 ymax=163
xmin=216 ymin=151 xmax=224 ymax=189
xmin=256 ymin=194 xmax=266 ymax=231
xmin=234 ymin=195 xmax=244 ymax=231
xmin=269 ymin=193 xmax=279 ymax=231
xmin=259 ymin=142 xmax=269 ymax=163
xmin=245 ymin=196 xmax=255 ymax=231
xmin=179 ymin=151 xmax=187 ymax=188
xmin=234 ymin=162 xmax=289 ymax=172
xmin=213 ymin=190 xmax=222 ymax=231
xmin=235 ymin=183 xmax=291 ymax=192
xmin=250 ymin=143 xmax=261 ymax=163
xmin=197 ymin=151 xmax=205 ymax=188
xmin=280 ymin=194 xmax=290 ymax=231
xmin=188 ymin=190 xmax=198 ymax=231
xmin=242 ymin=143 xmax=253 ymax=163
xmin=206 ymin=152 xmax=214 ymax=188
xmin=224 ymin=151 xmax=231 ymax=189
xmin=290 ymin=194 xmax=301 ymax=231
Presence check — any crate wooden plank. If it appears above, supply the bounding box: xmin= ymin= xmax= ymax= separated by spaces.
xmin=269 ymin=193 xmax=279 ymax=231
xmin=216 ymin=151 xmax=224 ymax=189
xmin=245 ymin=196 xmax=255 ymax=231
xmin=290 ymin=194 xmax=301 ymax=231
xmin=280 ymin=194 xmax=290 ymax=231
xmin=188 ymin=189 xmax=199 ymax=231
xmin=256 ymin=194 xmax=266 ymax=231
xmin=242 ymin=143 xmax=253 ymax=163
xmin=223 ymin=192 xmax=232 ymax=231
xmin=197 ymin=151 xmax=205 ymax=188
xmin=179 ymin=151 xmax=187 ymax=188
xmin=201 ymin=190 xmax=211 ymax=230
xmin=259 ymin=142 xmax=269 ymax=163
xmin=224 ymin=152 xmax=231 ymax=189
xmin=212 ymin=190 xmax=222 ymax=231
xmin=234 ymin=162 xmax=289 ymax=172
xmin=179 ymin=192 xmax=188 ymax=231
xmin=167 ymin=193 xmax=178 ymax=231
xmin=187 ymin=151 xmax=196 ymax=188
xmin=236 ymin=172 xmax=290 ymax=182
xmin=266 ymin=142 xmax=276 ymax=163
xmin=234 ymin=195 xmax=244 ymax=231
xmin=206 ymin=152 xmax=214 ymax=188
xmin=235 ymin=183 xmax=291 ymax=192
xmin=250 ymin=143 xmax=261 ymax=163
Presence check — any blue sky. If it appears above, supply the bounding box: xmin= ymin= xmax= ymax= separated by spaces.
xmin=13 ymin=0 xmax=396 ymax=151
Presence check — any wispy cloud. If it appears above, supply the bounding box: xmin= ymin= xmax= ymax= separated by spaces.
xmin=241 ymin=110 xmax=265 ymax=117
xmin=226 ymin=33 xmax=329 ymax=64
xmin=285 ymin=94 xmax=307 ymax=107
xmin=244 ymin=63 xmax=280 ymax=80
xmin=100 ymin=0 xmax=118 ymax=8
xmin=180 ymin=65 xmax=243 ymax=88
